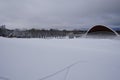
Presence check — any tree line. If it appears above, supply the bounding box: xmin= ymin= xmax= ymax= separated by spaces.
xmin=0 ymin=25 xmax=86 ymax=38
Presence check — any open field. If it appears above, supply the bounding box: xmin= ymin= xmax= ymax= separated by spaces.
xmin=0 ymin=37 xmax=120 ymax=80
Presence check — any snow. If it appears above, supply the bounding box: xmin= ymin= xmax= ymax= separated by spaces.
xmin=0 ymin=37 xmax=120 ymax=80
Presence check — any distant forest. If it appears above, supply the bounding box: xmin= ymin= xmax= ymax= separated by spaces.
xmin=0 ymin=25 xmax=86 ymax=38
xmin=0 ymin=25 xmax=120 ymax=38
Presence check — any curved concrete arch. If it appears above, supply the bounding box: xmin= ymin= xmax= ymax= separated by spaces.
xmin=85 ymin=25 xmax=119 ymax=37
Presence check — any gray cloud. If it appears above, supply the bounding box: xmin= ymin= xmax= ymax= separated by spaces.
xmin=0 ymin=0 xmax=120 ymax=29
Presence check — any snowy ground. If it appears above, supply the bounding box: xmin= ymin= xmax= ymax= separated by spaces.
xmin=0 ymin=37 xmax=120 ymax=80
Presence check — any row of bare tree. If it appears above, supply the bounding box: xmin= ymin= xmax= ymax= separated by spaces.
xmin=0 ymin=25 xmax=86 ymax=38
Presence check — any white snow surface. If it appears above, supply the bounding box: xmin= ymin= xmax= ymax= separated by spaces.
xmin=0 ymin=37 xmax=120 ymax=80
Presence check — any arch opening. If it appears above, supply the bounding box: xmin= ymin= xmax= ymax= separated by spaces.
xmin=85 ymin=25 xmax=119 ymax=38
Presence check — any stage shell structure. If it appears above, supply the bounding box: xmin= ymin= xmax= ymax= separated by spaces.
xmin=85 ymin=25 xmax=119 ymax=38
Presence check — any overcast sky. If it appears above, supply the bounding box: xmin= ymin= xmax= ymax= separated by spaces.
xmin=0 ymin=0 xmax=120 ymax=29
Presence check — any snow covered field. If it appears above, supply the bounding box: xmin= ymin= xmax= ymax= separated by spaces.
xmin=0 ymin=37 xmax=120 ymax=80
